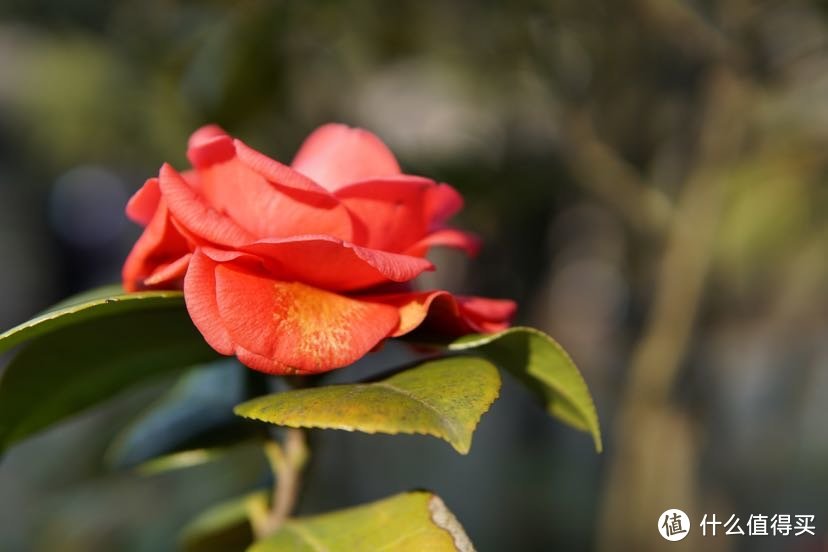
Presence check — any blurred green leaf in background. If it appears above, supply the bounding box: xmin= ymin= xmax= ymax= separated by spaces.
xmin=2 ymin=1 xmax=828 ymax=551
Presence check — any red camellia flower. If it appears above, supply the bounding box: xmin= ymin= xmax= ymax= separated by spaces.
xmin=123 ymin=124 xmax=516 ymax=374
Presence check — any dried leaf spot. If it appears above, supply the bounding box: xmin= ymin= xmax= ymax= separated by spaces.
xmin=428 ymin=495 xmax=476 ymax=552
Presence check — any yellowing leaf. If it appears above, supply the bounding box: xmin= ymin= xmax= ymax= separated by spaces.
xmin=248 ymin=492 xmax=475 ymax=552
xmin=447 ymin=326 xmax=602 ymax=452
xmin=234 ymin=357 xmax=500 ymax=454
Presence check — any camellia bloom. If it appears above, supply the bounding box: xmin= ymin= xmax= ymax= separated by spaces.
xmin=123 ymin=124 xmax=516 ymax=374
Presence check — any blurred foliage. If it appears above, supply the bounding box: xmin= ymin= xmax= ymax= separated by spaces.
xmin=1 ymin=1 xmax=828 ymax=551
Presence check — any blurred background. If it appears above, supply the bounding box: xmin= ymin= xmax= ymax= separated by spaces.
xmin=1 ymin=1 xmax=828 ymax=550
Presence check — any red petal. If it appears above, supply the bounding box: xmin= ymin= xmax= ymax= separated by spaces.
xmin=237 ymin=235 xmax=433 ymax=291
xmin=158 ymin=163 xmax=256 ymax=247
xmin=212 ymin=264 xmax=400 ymax=373
xmin=188 ymin=125 xmax=230 ymax=156
xmin=189 ymin=124 xmax=228 ymax=144
xmin=122 ymin=195 xmax=191 ymax=291
xmin=291 ymin=124 xmax=401 ymax=191
xmin=182 ymin=249 xmax=234 ymax=355
xmin=143 ymin=253 xmax=192 ymax=287
xmin=403 ymin=228 xmax=481 ymax=257
xmin=234 ymin=139 xmax=333 ymax=196
xmin=365 ymin=290 xmax=516 ymax=337
xmin=126 ymin=178 xmax=161 ymax=226
xmin=426 ymin=183 xmax=464 ymax=226
xmin=336 ymin=177 xmax=475 ymax=255
xmin=183 ymin=137 xmax=354 ymax=241
xmin=187 ymin=133 xmax=235 ymax=169
xmin=233 ymin=346 xmax=296 ymax=375
xmin=454 ymin=295 xmax=518 ymax=333
xmin=335 ymin=176 xmax=432 ymax=251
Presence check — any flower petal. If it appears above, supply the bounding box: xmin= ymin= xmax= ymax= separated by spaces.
xmin=335 ymin=176 xmax=432 ymax=251
xmin=452 ymin=295 xmax=518 ymax=333
xmin=212 ymin=264 xmax=400 ymax=373
xmin=238 ymin=235 xmax=434 ymax=291
xmin=125 ymin=178 xmax=162 ymax=226
xmin=184 ymin=134 xmax=354 ymax=241
xmin=291 ymin=123 xmax=401 ymax=191
xmin=143 ymin=253 xmax=192 ymax=287
xmin=158 ymin=163 xmax=256 ymax=247
xmin=336 ymin=177 xmax=474 ymax=255
xmin=187 ymin=124 xmax=233 ymax=167
xmin=426 ymin=183 xmax=464 ymax=226
xmin=403 ymin=228 xmax=481 ymax=257
xmin=233 ymin=139 xmax=332 ymax=196
xmin=182 ymin=249 xmax=234 ymax=355
xmin=233 ymin=346 xmax=296 ymax=375
xmin=122 ymin=195 xmax=191 ymax=291
xmin=365 ymin=290 xmax=517 ymax=337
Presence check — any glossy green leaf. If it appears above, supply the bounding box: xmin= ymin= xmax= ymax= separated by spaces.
xmin=234 ymin=357 xmax=500 ymax=454
xmin=248 ymin=491 xmax=474 ymax=552
xmin=38 ymin=284 xmax=126 ymax=313
xmin=181 ymin=491 xmax=268 ymax=552
xmin=447 ymin=326 xmax=602 ymax=452
xmin=0 ymin=286 xmax=186 ymax=355
xmin=0 ymin=290 xmax=221 ymax=453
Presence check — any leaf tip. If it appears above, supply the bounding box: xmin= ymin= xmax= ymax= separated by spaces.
xmin=593 ymin=431 xmax=604 ymax=453
xmin=452 ymin=441 xmax=471 ymax=455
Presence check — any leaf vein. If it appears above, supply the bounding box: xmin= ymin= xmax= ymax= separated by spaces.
xmin=376 ymin=526 xmax=430 ymax=550
xmin=283 ymin=522 xmax=331 ymax=552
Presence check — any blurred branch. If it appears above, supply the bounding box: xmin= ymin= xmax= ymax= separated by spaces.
xmin=563 ymin=110 xmax=674 ymax=238
xmin=634 ymin=0 xmax=734 ymax=61
xmin=598 ymin=66 xmax=752 ymax=551
xmin=252 ymin=428 xmax=309 ymax=539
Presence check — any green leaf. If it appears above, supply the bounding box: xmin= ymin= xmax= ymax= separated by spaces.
xmin=107 ymin=359 xmax=251 ymax=469
xmin=248 ymin=491 xmax=474 ymax=552
xmin=0 ymin=289 xmax=220 ymax=453
xmin=135 ymin=448 xmax=231 ymax=476
xmin=181 ymin=491 xmax=268 ymax=552
xmin=447 ymin=326 xmax=602 ymax=452
xmin=234 ymin=357 xmax=500 ymax=454
xmin=0 ymin=286 xmax=187 ymax=355
xmin=37 ymin=284 xmax=126 ymax=313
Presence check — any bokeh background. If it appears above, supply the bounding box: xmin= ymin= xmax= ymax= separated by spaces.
xmin=2 ymin=1 xmax=828 ymax=551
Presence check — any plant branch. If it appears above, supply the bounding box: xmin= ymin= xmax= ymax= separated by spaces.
xmin=597 ymin=66 xmax=751 ymax=551
xmin=251 ymin=428 xmax=309 ymax=539
xmin=563 ymin=109 xmax=674 ymax=239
